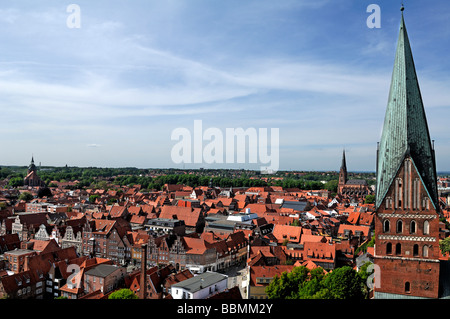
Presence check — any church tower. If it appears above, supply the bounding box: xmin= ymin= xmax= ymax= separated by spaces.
xmin=27 ymin=156 xmax=37 ymax=175
xmin=374 ymin=7 xmax=441 ymax=299
xmin=338 ymin=149 xmax=347 ymax=194
xmin=24 ymin=155 xmax=45 ymax=188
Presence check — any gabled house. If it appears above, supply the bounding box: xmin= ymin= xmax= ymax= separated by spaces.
xmin=159 ymin=206 xmax=205 ymax=233
xmin=81 ymin=218 xmax=132 ymax=265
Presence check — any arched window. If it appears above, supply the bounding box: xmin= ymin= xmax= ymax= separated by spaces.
xmin=383 ymin=220 xmax=390 ymax=233
xmin=424 ymin=220 xmax=430 ymax=235
xmin=386 ymin=242 xmax=392 ymax=255
xmin=413 ymin=244 xmax=419 ymax=256
xmin=396 ymin=243 xmax=401 ymax=255
xmin=410 ymin=220 xmax=416 ymax=234
xmin=405 ymin=282 xmax=411 ymax=293
xmin=423 ymin=245 xmax=429 ymax=258
xmin=397 ymin=220 xmax=403 ymax=233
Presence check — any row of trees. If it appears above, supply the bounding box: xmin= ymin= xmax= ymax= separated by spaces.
xmin=2 ymin=165 xmax=358 ymax=193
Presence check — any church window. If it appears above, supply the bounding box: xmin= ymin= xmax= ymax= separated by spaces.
xmin=385 ymin=197 xmax=392 ymax=209
xmin=383 ymin=220 xmax=390 ymax=233
xmin=395 ymin=178 xmax=402 ymax=209
xmin=413 ymin=244 xmax=419 ymax=256
xmin=397 ymin=220 xmax=403 ymax=233
xmin=405 ymin=282 xmax=411 ymax=293
xmin=395 ymin=243 xmax=401 ymax=255
xmin=410 ymin=220 xmax=416 ymax=234
xmin=413 ymin=178 xmax=420 ymax=209
xmin=424 ymin=220 xmax=430 ymax=235
xmin=386 ymin=243 xmax=392 ymax=255
xmin=423 ymin=245 xmax=429 ymax=258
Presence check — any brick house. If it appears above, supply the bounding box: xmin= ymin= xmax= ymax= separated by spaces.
xmin=83 ymin=264 xmax=127 ymax=295
xmin=81 ymin=218 xmax=132 ymax=265
xmin=4 ymin=249 xmax=36 ymax=274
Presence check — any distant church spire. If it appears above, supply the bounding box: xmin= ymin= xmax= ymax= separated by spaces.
xmin=339 ymin=149 xmax=347 ymax=186
xmin=340 ymin=149 xmax=347 ymax=172
xmin=28 ymin=155 xmax=37 ymax=174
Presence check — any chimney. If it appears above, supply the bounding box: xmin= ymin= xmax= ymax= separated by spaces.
xmin=139 ymin=244 xmax=147 ymax=299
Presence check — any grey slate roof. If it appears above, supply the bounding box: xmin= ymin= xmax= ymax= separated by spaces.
xmin=171 ymin=271 xmax=227 ymax=293
xmin=84 ymin=264 xmax=120 ymax=278
xmin=376 ymin=13 xmax=438 ymax=209
xmin=281 ymin=200 xmax=308 ymax=212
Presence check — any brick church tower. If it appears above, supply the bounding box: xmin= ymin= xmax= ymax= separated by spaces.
xmin=338 ymin=149 xmax=347 ymax=192
xmin=374 ymin=7 xmax=442 ymax=299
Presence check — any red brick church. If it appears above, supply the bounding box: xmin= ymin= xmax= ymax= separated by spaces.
xmin=23 ymin=156 xmax=45 ymax=188
xmin=337 ymin=150 xmax=370 ymax=199
xmin=373 ymin=7 xmax=449 ymax=299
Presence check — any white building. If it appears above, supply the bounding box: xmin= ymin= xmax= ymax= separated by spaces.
xmin=170 ymin=271 xmax=228 ymax=299
xmin=227 ymin=208 xmax=258 ymax=223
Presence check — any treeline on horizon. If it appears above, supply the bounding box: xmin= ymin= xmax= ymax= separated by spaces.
xmin=0 ymin=165 xmax=376 ymax=192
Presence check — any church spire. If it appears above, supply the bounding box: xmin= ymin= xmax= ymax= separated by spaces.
xmin=339 ymin=149 xmax=347 ymax=187
xmin=375 ymin=10 xmax=438 ymax=209
xmin=340 ymin=149 xmax=347 ymax=171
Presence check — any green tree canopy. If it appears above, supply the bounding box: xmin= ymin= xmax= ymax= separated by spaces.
xmin=18 ymin=192 xmax=33 ymax=201
xmin=322 ymin=266 xmax=365 ymax=299
xmin=364 ymin=194 xmax=376 ymax=204
xmin=108 ymin=288 xmax=138 ymax=299
xmin=9 ymin=177 xmax=24 ymax=188
xmin=439 ymin=236 xmax=450 ymax=256
xmin=89 ymin=194 xmax=100 ymax=203
xmin=266 ymin=265 xmax=367 ymax=300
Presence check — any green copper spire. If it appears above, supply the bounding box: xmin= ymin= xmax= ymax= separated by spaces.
xmin=375 ymin=11 xmax=438 ymax=209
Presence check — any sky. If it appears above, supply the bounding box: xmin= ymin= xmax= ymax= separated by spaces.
xmin=1 ymin=0 xmax=450 ymax=172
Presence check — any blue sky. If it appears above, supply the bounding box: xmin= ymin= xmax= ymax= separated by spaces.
xmin=1 ymin=0 xmax=450 ymax=172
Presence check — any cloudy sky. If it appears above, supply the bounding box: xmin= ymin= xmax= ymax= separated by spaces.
xmin=1 ymin=0 xmax=450 ymax=172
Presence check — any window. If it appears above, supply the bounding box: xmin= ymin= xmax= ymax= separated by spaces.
xmin=424 ymin=220 xmax=430 ymax=235
xmin=386 ymin=243 xmax=392 ymax=255
xmin=423 ymin=245 xmax=429 ymax=258
xmin=410 ymin=220 xmax=416 ymax=234
xmin=405 ymin=282 xmax=411 ymax=293
xmin=383 ymin=220 xmax=390 ymax=233
xmin=395 ymin=243 xmax=401 ymax=255
xmin=397 ymin=220 xmax=403 ymax=233
xmin=413 ymin=244 xmax=419 ymax=256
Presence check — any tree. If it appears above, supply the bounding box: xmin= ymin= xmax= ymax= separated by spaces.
xmin=9 ymin=177 xmax=24 ymax=188
xmin=266 ymin=266 xmax=309 ymax=299
xmin=38 ymin=187 xmax=52 ymax=198
xmin=322 ymin=266 xmax=365 ymax=299
xmin=266 ymin=266 xmax=367 ymax=299
xmin=296 ymin=267 xmax=327 ymax=299
xmin=364 ymin=194 xmax=376 ymax=204
xmin=439 ymin=236 xmax=450 ymax=256
xmin=18 ymin=192 xmax=33 ymax=201
xmin=89 ymin=194 xmax=100 ymax=203
xmin=324 ymin=180 xmax=338 ymax=193
xmin=108 ymin=288 xmax=138 ymax=299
